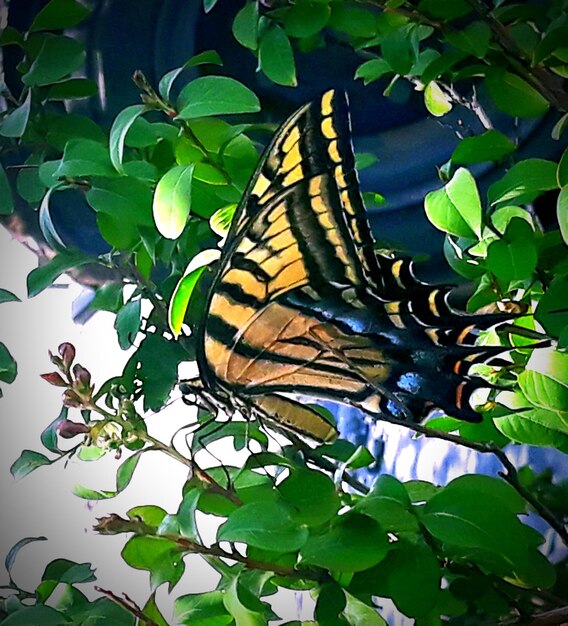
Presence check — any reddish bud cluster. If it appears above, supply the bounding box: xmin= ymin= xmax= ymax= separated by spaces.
xmin=41 ymin=343 xmax=94 ymax=408
xmin=57 ymin=419 xmax=90 ymax=439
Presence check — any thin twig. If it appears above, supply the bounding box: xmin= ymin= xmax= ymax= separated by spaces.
xmin=94 ymin=586 xmax=157 ymax=626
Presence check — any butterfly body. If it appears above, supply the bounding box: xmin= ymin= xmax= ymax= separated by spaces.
xmin=194 ymin=89 xmax=509 ymax=440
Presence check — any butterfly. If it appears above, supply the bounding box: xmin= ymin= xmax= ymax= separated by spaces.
xmin=187 ymin=89 xmax=512 ymax=442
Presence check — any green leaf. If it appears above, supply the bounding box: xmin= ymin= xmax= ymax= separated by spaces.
xmin=42 ymin=559 xmax=96 ymax=584
xmin=519 ymin=349 xmax=568 ymax=413
xmin=486 ymin=217 xmax=536 ymax=281
xmin=90 ymin=283 xmax=123 ymax=313
xmin=451 ymin=130 xmax=516 ymax=165
xmin=357 ymin=475 xmax=419 ymax=533
xmin=376 ymin=541 xmax=441 ymax=618
xmin=300 ymin=513 xmax=389 ymax=572
xmin=169 ymin=250 xmax=219 ymax=338
xmin=5 ymin=536 xmax=47 ymax=582
xmin=223 ymin=576 xmax=267 ymax=626
xmin=0 ymin=26 xmax=24 ymax=47
xmin=490 ymin=205 xmax=532 ymax=234
xmin=283 ymin=0 xmax=331 ymax=38
xmin=0 ymin=163 xmax=15 ymax=215
xmin=177 ymin=76 xmax=260 ymax=119
xmin=73 ymin=451 xmax=142 ymax=500
xmin=18 ymin=153 xmax=47 ymax=205
xmin=328 ymin=4 xmax=377 ymax=38
xmin=41 ymin=407 xmax=67 ymax=454
xmin=343 ymin=591 xmax=387 ymax=626
xmin=445 ymin=168 xmax=482 ymax=237
xmin=535 ymin=277 xmax=568 ymax=337
xmin=494 ymin=405 xmax=568 ymax=453
xmin=55 ymin=138 xmax=116 ymax=178
xmin=73 ymin=598 xmax=136 ymax=625
xmin=47 ymin=78 xmax=98 ymax=100
xmin=2 ymin=605 xmax=67 ymax=626
xmin=488 ymin=158 xmax=558 ymax=205
xmin=278 ymin=468 xmax=340 ymax=526
xmin=355 ymin=58 xmax=391 ymax=85
xmin=422 ymin=478 xmax=532 ymax=576
xmin=552 ymin=112 xmax=568 ymax=141
xmin=0 ymin=342 xmax=18 ymax=385
xmin=115 ymin=300 xmax=142 ymax=349
xmin=122 ymin=535 xmax=184 ymax=591
xmin=153 ymin=164 xmax=194 ymax=239
xmin=485 ymin=68 xmax=549 ymax=118
xmin=259 ymin=24 xmax=297 ymax=87
xmin=22 ymin=35 xmax=85 ymax=86
xmin=10 ymin=450 xmax=52 ymax=479
xmin=424 ymin=81 xmax=452 ymax=117
xmin=46 ymin=114 xmax=106 ymax=150
xmin=424 ymin=184 xmax=476 ymax=239
xmin=418 ymin=0 xmax=471 ymax=20
xmin=30 ymin=0 xmax=91 ymax=31
xmin=382 ymin=27 xmax=415 ymax=75
xmin=558 ymin=186 xmax=568 ymax=247
xmin=142 ymin=594 xmax=170 ymax=626
xmin=218 ymin=501 xmax=308 ymax=551
xmin=128 ymin=505 xmax=168 ymax=528
xmin=445 ymin=21 xmax=491 ymax=58
xmin=27 ymin=250 xmax=90 ymax=297
xmin=210 ymin=203 xmax=237 ymax=236
xmin=0 ymin=288 xmax=20 ymax=304
xmin=0 ymin=90 xmax=31 ymax=137
xmin=421 ymin=50 xmax=465 ymax=85
xmin=175 ymin=591 xmax=233 ymax=626
xmin=109 ymin=104 xmax=147 ymax=174
xmin=158 ymin=50 xmax=223 ymax=101
xmin=232 ymin=2 xmax=259 ymax=51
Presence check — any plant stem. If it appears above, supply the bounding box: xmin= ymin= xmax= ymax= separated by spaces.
xmin=94 ymin=586 xmax=158 ymax=626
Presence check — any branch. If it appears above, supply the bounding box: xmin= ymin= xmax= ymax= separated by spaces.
xmin=94 ymin=586 xmax=157 ymax=626
xmin=499 ymin=605 xmax=568 ymax=626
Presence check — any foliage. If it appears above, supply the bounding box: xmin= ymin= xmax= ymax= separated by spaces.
xmin=1 ymin=0 xmax=568 ymax=624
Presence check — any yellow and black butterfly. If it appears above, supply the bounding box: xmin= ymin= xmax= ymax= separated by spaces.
xmin=189 ymin=89 xmax=510 ymax=442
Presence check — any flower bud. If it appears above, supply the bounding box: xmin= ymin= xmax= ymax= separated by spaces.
xmin=48 ymin=350 xmax=63 ymax=369
xmin=40 ymin=372 xmax=68 ymax=387
xmin=63 ymin=389 xmax=82 ymax=408
xmin=58 ymin=343 xmax=76 ymax=370
xmin=57 ymin=420 xmax=90 ymax=439
xmin=72 ymin=364 xmax=91 ymax=389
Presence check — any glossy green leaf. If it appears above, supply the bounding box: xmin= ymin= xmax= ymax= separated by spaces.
xmin=73 ymin=451 xmax=142 ymax=500
xmin=485 ymin=68 xmax=549 ymax=118
xmin=122 ymin=535 xmax=184 ymax=590
xmin=424 ymin=177 xmax=477 ymax=238
xmin=259 ymin=24 xmax=297 ymax=87
xmin=175 ymin=591 xmax=233 ymax=626
xmin=142 ymin=594 xmax=170 ymax=626
xmin=283 ymin=0 xmax=331 ymax=38
xmin=488 ymin=158 xmax=558 ymax=205
xmin=0 ymin=288 xmax=20 ymax=304
xmin=377 ymin=541 xmax=441 ymax=618
xmin=421 ymin=50 xmax=465 ymax=84
xmin=210 ymin=203 xmax=237 ymax=236
xmin=451 ymin=130 xmax=516 ymax=165
xmin=55 ymin=138 xmax=116 ymax=178
xmin=2 ymin=605 xmax=67 ymax=626
xmin=558 ymin=186 xmax=568 ymax=247
xmin=300 ymin=513 xmax=388 ymax=572
xmin=486 ymin=217 xmax=537 ymax=281
xmin=0 ymin=26 xmax=23 ymax=47
xmin=279 ymin=468 xmax=340 ymax=526
xmin=169 ymin=249 xmax=219 ymax=337
xmin=343 ymin=591 xmax=387 ymax=625
xmin=17 ymin=153 xmax=47 ymax=205
xmin=5 ymin=536 xmax=47 ymax=582
xmin=153 ymin=164 xmax=194 ymax=239
xmin=355 ymin=58 xmax=391 ymax=85
xmin=42 ymin=559 xmax=96 ymax=584
xmin=22 ymin=35 xmax=85 ymax=86
xmin=73 ymin=598 xmax=136 ymax=625
xmin=177 ymin=76 xmax=260 ymax=119
xmin=520 ymin=349 xmax=568 ymax=413
xmin=128 ymin=505 xmax=168 ymax=528
xmin=47 ymin=78 xmax=98 ymax=100
xmin=0 ymin=90 xmax=31 ymax=137
xmin=0 ymin=164 xmax=15 ymax=215
xmin=218 ymin=501 xmax=308 ymax=551
xmin=46 ymin=114 xmax=106 ymax=150
xmin=115 ymin=299 xmax=142 ymax=349
xmin=232 ymin=2 xmax=259 ymax=51
xmin=490 ymin=205 xmax=532 ymax=234
xmin=357 ymin=475 xmax=419 ymax=533
xmin=158 ymin=50 xmax=222 ymax=101
xmin=109 ymin=104 xmax=147 ymax=174
xmin=382 ymin=27 xmax=415 ymax=75
xmin=424 ymin=81 xmax=452 ymax=116
xmin=10 ymin=450 xmax=52 ymax=479
xmin=494 ymin=405 xmax=568 ymax=453
xmin=40 ymin=407 xmax=67 ymax=455
xmin=30 ymin=0 xmax=90 ymax=31
xmin=27 ymin=251 xmax=90 ymax=297
xmin=445 ymin=21 xmax=491 ymax=58
xmin=38 ymin=187 xmax=67 ymax=251
xmin=535 ymin=277 xmax=568 ymax=337
xmin=223 ymin=576 xmax=267 ymax=626
xmin=552 ymin=112 xmax=568 ymax=140
xmin=328 ymin=4 xmax=377 ymax=38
